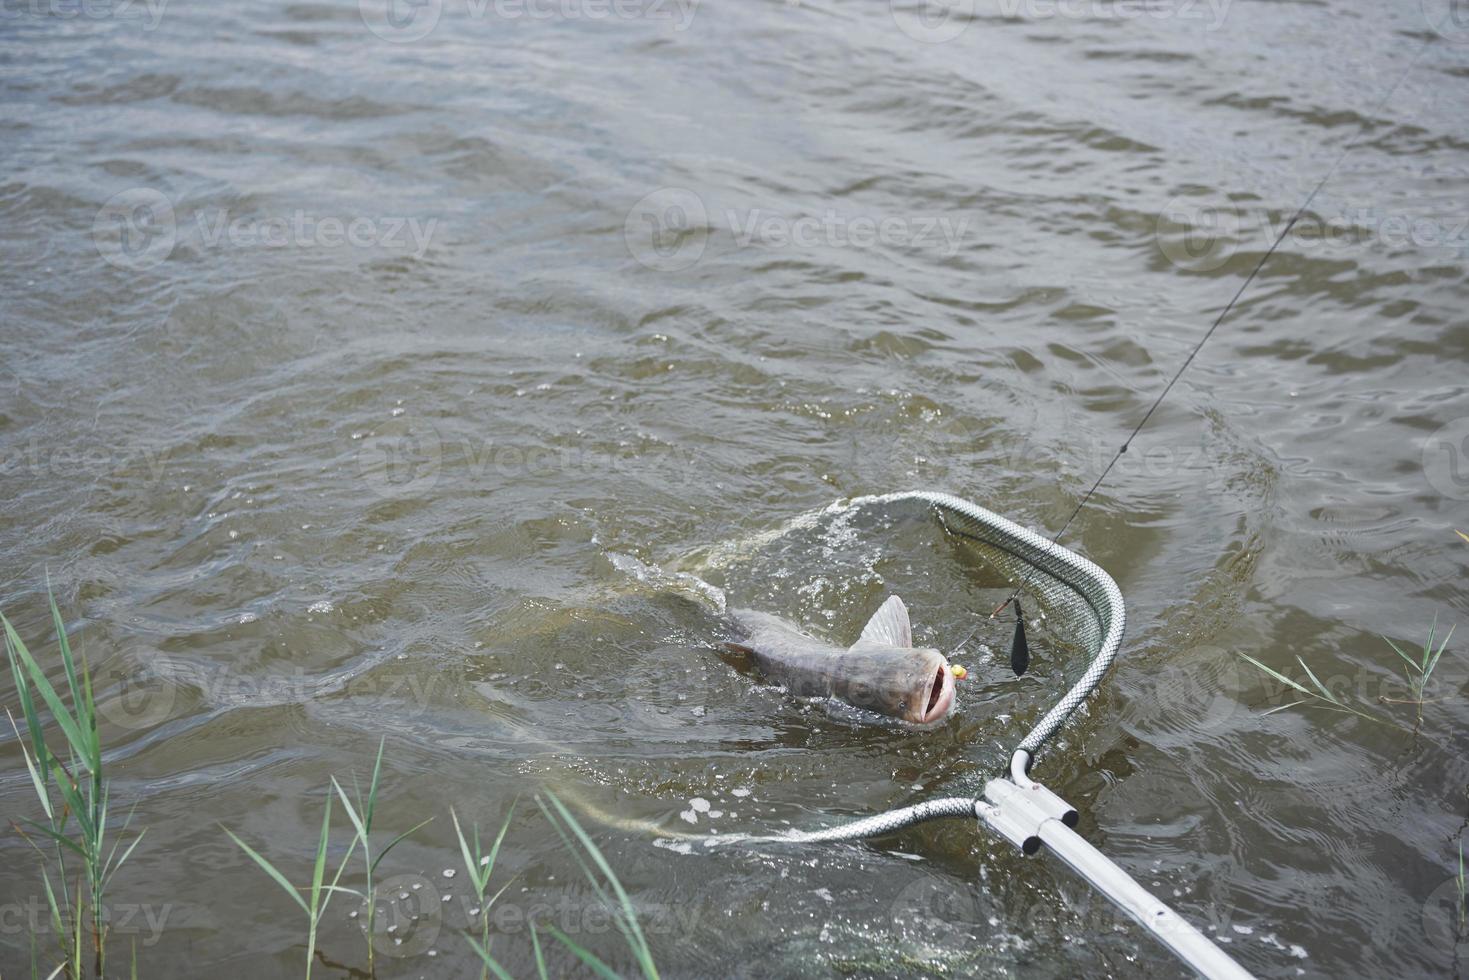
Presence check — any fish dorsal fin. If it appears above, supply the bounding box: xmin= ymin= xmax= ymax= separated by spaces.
xmin=858 ymin=595 xmax=912 ymax=648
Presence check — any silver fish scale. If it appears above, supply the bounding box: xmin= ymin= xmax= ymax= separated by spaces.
xmin=756 ymin=490 xmax=1126 ymax=843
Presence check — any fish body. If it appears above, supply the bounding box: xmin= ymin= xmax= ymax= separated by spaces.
xmin=725 ymin=596 xmax=956 ymax=725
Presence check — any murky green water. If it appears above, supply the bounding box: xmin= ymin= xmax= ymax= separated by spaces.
xmin=3 ymin=0 xmax=1469 ymax=976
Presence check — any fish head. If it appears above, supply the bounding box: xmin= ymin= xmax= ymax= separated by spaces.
xmin=837 ymin=641 xmax=956 ymax=725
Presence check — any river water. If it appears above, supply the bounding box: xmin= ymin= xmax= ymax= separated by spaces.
xmin=3 ymin=0 xmax=1469 ymax=976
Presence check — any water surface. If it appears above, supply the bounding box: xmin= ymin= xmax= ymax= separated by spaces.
xmin=3 ymin=0 xmax=1469 ymax=976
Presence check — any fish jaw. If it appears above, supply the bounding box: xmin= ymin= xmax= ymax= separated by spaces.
xmin=919 ymin=656 xmax=956 ymax=724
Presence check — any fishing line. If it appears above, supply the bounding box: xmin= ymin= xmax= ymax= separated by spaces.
xmin=990 ymin=27 xmax=1443 ymax=659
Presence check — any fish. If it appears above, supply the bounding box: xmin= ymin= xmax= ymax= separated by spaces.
xmin=605 ymin=552 xmax=958 ymax=725
xmin=722 ymin=595 xmax=957 ymax=725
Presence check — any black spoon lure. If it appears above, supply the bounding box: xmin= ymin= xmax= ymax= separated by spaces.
xmin=1010 ymin=598 xmax=1029 ymax=677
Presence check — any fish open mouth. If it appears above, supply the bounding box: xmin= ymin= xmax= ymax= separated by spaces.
xmin=920 ymin=660 xmax=956 ymax=723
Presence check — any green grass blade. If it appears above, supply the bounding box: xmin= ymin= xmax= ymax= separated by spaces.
xmin=451 ymin=808 xmax=487 ymax=895
xmin=1382 ymin=636 xmax=1421 ymax=675
xmin=40 ymin=869 xmax=65 ymax=940
xmin=47 ymin=589 xmax=102 ymax=776
xmin=369 ymin=816 xmax=433 ymax=876
xmin=538 ymin=798 xmax=615 ymax=911
xmin=1238 ymin=654 xmax=1313 ymax=698
xmin=485 ymin=803 xmax=516 ymax=881
xmin=530 ymin=923 xmax=550 ymax=980
xmin=223 ymin=827 xmax=310 ymax=913
xmin=2 ymin=617 xmax=90 ymax=767
xmin=541 ymin=792 xmax=656 ymax=976
xmin=6 ymin=639 xmax=55 ymax=802
xmin=49 ymin=761 xmax=94 ymax=843
xmin=46 ymin=591 xmax=83 ymax=730
xmin=102 ymin=828 xmax=147 ymax=892
xmin=1424 ymin=624 xmax=1455 ymax=681
xmin=18 ymin=817 xmax=88 ymax=860
xmin=485 ymin=876 xmax=517 ymax=913
xmin=331 ymin=777 xmax=368 ymax=846
xmin=79 ymin=651 xmax=99 ymax=771
xmin=364 ymin=736 xmax=385 ymax=829
xmin=8 ymin=711 xmax=56 ymax=824
xmin=1295 ymin=657 xmax=1339 ymax=704
xmin=543 ymin=924 xmax=624 ymax=980
xmin=464 ymin=934 xmax=518 ymax=980
xmin=309 ymin=793 xmax=333 ymax=915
